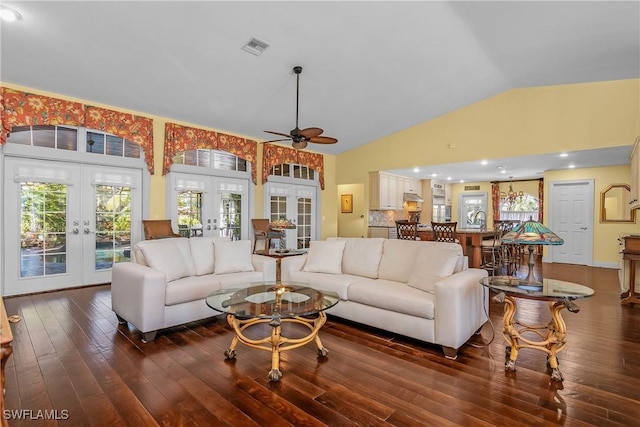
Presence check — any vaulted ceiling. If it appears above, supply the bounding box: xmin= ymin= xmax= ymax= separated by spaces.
xmin=1 ymin=1 xmax=638 ymax=179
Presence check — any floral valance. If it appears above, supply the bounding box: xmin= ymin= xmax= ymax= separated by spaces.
xmin=164 ymin=122 xmax=258 ymax=184
xmin=262 ymin=144 xmax=325 ymax=190
xmin=85 ymin=106 xmax=154 ymax=175
xmin=0 ymin=87 xmax=155 ymax=174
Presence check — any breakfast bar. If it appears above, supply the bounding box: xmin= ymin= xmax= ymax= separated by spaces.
xmin=417 ymin=228 xmax=498 ymax=268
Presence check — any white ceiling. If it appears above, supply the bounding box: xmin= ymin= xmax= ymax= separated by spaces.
xmin=1 ymin=1 xmax=638 ymax=182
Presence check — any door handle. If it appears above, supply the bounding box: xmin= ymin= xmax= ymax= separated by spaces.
xmin=69 ymin=228 xmax=79 ymax=235
xmin=580 ymin=227 xmax=587 ymax=230
xmin=83 ymin=228 xmax=94 ymax=235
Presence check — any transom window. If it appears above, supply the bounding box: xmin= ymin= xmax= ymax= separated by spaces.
xmin=6 ymin=125 xmax=142 ymax=159
xmin=271 ymin=164 xmax=315 ymax=181
xmin=172 ymin=149 xmax=247 ymax=172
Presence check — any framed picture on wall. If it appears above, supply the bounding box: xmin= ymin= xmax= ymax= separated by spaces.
xmin=341 ymin=194 xmax=353 ymax=213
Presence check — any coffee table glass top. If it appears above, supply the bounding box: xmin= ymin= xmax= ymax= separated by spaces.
xmin=206 ymin=282 xmax=339 ymax=319
xmin=480 ymin=276 xmax=594 ymax=301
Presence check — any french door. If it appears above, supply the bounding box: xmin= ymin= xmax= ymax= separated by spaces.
xmin=167 ymin=172 xmax=249 ymax=240
xmin=3 ymin=158 xmax=142 ymax=295
xmin=265 ymin=183 xmax=317 ymax=250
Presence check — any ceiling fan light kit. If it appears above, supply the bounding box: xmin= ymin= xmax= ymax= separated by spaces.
xmin=263 ymin=65 xmax=337 ymax=150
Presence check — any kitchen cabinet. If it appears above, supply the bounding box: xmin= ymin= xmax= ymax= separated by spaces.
xmin=630 ymin=138 xmax=640 ymax=209
xmin=444 ymin=183 xmax=452 ymax=206
xmin=370 ymin=171 xmax=401 ymax=209
xmin=369 ymin=172 xmax=422 ymax=210
xmin=368 ymin=226 xmax=397 ymax=239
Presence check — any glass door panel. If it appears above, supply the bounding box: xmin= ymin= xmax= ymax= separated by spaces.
xmin=20 ymin=182 xmax=68 ymax=277
xmin=169 ymin=173 xmax=249 ymax=240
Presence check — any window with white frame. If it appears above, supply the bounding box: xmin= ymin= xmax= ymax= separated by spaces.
xmin=172 ymin=149 xmax=247 ymax=172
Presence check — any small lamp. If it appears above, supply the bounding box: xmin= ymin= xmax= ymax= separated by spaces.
xmin=501 ymin=217 xmax=564 ymax=284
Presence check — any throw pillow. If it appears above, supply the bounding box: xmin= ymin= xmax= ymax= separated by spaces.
xmin=407 ymin=244 xmax=462 ymax=293
xmin=138 ymin=239 xmax=195 ymax=282
xmin=302 ymin=240 xmax=346 ymax=274
xmin=213 ymin=240 xmax=255 ymax=274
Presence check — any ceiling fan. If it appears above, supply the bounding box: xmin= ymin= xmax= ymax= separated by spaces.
xmin=263 ymin=65 xmax=337 ymax=150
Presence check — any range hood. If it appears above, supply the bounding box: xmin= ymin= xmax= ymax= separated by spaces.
xmin=403 ymin=193 xmax=424 ymax=203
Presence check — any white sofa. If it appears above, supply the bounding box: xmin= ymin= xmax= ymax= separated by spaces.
xmin=111 ymin=237 xmax=277 ymax=342
xmin=281 ymin=237 xmax=489 ymax=359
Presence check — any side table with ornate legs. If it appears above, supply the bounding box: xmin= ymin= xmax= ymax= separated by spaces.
xmin=480 ymin=276 xmax=594 ymax=381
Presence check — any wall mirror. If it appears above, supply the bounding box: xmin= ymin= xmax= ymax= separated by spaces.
xmin=600 ymin=184 xmax=635 ymax=223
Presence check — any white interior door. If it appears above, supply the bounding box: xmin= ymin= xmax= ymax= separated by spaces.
xmin=548 ymin=179 xmax=594 ymax=265
xmin=168 ymin=173 xmax=249 ymax=240
xmin=3 ymin=158 xmax=142 ymax=295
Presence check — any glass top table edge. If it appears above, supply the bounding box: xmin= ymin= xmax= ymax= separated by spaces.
xmin=206 ymin=281 xmax=339 ymax=319
xmin=479 ymin=276 xmax=595 ymax=300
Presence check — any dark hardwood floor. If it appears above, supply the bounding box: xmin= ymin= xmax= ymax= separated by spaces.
xmin=3 ymin=260 xmax=640 ymax=426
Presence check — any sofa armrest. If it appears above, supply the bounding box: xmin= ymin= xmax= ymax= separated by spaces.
xmin=281 ymin=254 xmax=308 ymax=281
xmin=251 ymin=254 xmax=277 ymax=281
xmin=433 ymin=268 xmax=489 ymax=349
xmin=111 ymin=262 xmax=167 ymax=333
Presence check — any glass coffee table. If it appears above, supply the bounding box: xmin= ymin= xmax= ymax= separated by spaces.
xmin=480 ymin=276 xmax=594 ymax=381
xmin=206 ymin=282 xmax=339 ymax=381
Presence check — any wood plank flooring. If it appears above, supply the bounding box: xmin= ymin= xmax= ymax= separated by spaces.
xmin=2 ymin=260 xmax=640 ymax=426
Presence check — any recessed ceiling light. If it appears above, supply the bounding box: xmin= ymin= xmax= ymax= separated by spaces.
xmin=568 ymin=164 xmax=576 ymax=169
xmin=480 ymin=160 xmax=488 ymax=166
xmin=0 ymin=6 xmax=21 ymax=22
xmin=430 ymin=172 xmax=439 ymax=177
xmin=559 ymin=153 xmax=569 ymax=158
xmin=446 ymin=176 xmax=452 ymax=181
xmin=413 ymin=167 xmax=419 ymax=173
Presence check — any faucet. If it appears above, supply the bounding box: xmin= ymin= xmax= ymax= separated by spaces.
xmin=473 ymin=210 xmax=487 ymax=230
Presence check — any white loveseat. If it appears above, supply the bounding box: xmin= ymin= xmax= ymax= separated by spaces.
xmin=111 ymin=237 xmax=276 ymax=342
xmin=281 ymin=237 xmax=489 ymax=359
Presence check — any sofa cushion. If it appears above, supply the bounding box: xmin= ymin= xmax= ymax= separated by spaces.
xmin=137 ymin=238 xmax=197 ymax=282
xmin=347 ymin=279 xmax=435 ymax=319
xmin=165 ymin=275 xmax=222 ymax=306
xmin=328 ymin=237 xmax=384 ymax=279
xmin=378 ymin=240 xmax=422 ymax=283
xmin=285 ymin=271 xmax=363 ymax=300
xmin=214 ymin=240 xmax=255 ymax=274
xmin=189 ymin=236 xmax=231 ymax=276
xmin=407 ymin=243 xmax=462 ymax=294
xmin=218 ymin=271 xmax=269 ymax=289
xmin=303 ymin=240 xmax=346 ymax=274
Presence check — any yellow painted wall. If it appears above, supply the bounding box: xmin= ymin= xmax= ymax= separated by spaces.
xmin=336 ymin=79 xmax=639 ymax=238
xmin=337 ymin=183 xmax=366 ymax=237
xmin=545 ymin=165 xmax=638 ymax=266
xmin=1 ymin=82 xmax=338 ymax=237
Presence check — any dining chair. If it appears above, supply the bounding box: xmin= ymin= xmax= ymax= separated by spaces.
xmin=396 ymin=220 xmax=419 ymax=240
xmin=252 ymin=219 xmax=282 ymax=253
xmin=431 ymin=221 xmax=458 ymax=243
xmin=142 ymin=219 xmax=181 ymax=240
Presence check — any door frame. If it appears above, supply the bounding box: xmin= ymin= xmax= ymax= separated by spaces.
xmin=547 ymin=179 xmax=594 ymax=265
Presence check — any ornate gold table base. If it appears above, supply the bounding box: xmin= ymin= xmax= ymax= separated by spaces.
xmin=224 ymin=311 xmax=329 ymax=382
xmin=498 ymin=294 xmax=576 ymax=382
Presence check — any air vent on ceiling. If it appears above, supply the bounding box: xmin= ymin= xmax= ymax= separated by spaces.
xmin=242 ymin=37 xmax=270 ymax=56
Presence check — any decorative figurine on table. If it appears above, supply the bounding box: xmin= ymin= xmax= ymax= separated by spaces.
xmin=269 ymin=218 xmax=296 ymax=253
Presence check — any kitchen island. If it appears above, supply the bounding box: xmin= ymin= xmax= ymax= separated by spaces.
xmin=417 ymin=227 xmax=497 ymax=268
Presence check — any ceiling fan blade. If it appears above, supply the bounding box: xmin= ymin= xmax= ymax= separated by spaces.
xmin=261 ymin=138 xmax=292 ymax=144
xmin=292 ymin=140 xmax=308 ymax=150
xmin=264 ymin=130 xmax=292 ymax=138
xmin=309 ymin=136 xmax=338 ymax=144
xmin=299 ymin=127 xmax=323 ymax=138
